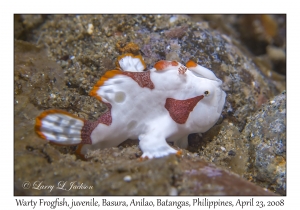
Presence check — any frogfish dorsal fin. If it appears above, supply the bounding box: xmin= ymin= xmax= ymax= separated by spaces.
xmin=154 ymin=60 xmax=179 ymax=71
xmin=89 ymin=70 xmax=123 ymax=101
xmin=186 ymin=60 xmax=219 ymax=81
xmin=116 ymin=53 xmax=146 ymax=72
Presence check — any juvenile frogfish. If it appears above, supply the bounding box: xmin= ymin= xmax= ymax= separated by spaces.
xmin=35 ymin=53 xmax=226 ymax=159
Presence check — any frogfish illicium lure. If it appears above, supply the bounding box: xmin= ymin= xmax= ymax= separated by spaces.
xmin=35 ymin=53 xmax=226 ymax=158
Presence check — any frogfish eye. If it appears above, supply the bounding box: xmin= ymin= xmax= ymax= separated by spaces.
xmin=204 ymin=90 xmax=209 ymax=96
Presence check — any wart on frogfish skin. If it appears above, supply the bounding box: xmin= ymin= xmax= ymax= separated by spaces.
xmin=35 ymin=52 xmax=226 ymax=159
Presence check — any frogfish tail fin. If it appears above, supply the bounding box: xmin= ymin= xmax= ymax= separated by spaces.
xmin=35 ymin=109 xmax=89 ymax=146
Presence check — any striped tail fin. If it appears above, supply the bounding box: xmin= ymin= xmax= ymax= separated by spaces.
xmin=35 ymin=110 xmax=86 ymax=145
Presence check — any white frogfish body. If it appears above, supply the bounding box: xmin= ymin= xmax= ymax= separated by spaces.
xmin=35 ymin=53 xmax=226 ymax=158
